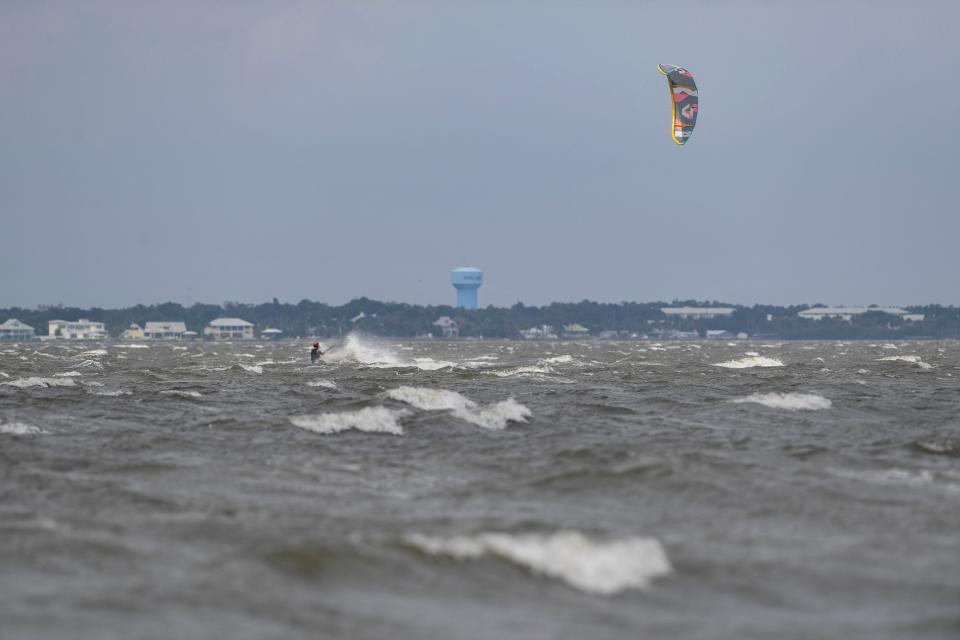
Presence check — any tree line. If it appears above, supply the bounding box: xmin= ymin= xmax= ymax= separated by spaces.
xmin=2 ymin=298 xmax=959 ymax=340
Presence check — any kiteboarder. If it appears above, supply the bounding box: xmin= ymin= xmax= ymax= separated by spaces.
xmin=310 ymin=341 xmax=324 ymax=364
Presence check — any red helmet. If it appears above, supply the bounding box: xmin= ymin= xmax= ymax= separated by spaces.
xmin=312 ymin=341 xmax=319 ymax=348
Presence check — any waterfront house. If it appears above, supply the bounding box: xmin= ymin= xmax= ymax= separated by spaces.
xmin=48 ymin=319 xmax=108 ymax=340
xmin=144 ymin=321 xmax=187 ymax=340
xmin=0 ymin=319 xmax=36 ymax=341
xmin=203 ymin=318 xmax=254 ymax=340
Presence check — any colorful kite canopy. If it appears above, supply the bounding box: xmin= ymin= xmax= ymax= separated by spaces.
xmin=657 ymin=64 xmax=698 ymax=145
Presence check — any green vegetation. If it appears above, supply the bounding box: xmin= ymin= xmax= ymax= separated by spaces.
xmin=4 ymin=299 xmax=959 ymax=339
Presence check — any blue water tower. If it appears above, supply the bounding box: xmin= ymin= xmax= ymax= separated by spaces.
xmin=452 ymin=267 xmax=483 ymax=310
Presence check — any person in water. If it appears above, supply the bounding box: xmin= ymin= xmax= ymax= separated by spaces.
xmin=310 ymin=341 xmax=324 ymax=364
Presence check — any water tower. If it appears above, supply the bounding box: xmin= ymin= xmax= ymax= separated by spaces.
xmin=452 ymin=267 xmax=483 ymax=310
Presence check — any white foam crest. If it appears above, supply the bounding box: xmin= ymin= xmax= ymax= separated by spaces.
xmin=386 ymin=386 xmax=476 ymax=412
xmin=460 ymin=398 xmax=532 ymax=430
xmin=542 ymin=355 xmax=574 ymax=364
xmin=239 ymin=364 xmax=263 ymax=374
xmin=55 ymin=371 xmax=83 ymax=377
xmin=289 ymin=407 xmax=408 ymax=435
xmin=411 ymin=357 xmax=457 ymax=371
xmin=79 ymin=349 xmax=108 ymax=357
xmin=0 ymin=421 xmax=43 ymax=435
xmin=114 ymin=344 xmax=149 ymax=349
xmin=0 ymin=372 xmax=8 ymax=378
xmin=877 ymin=355 xmax=932 ymax=370
xmin=161 ymin=390 xmax=202 ymax=398
xmin=76 ymin=359 xmax=104 ymax=369
xmin=405 ymin=531 xmax=671 ymax=595
xmin=3 ymin=377 xmax=77 ymax=389
xmin=714 ymin=356 xmax=784 ymax=369
xmin=307 ymin=379 xmax=338 ymax=389
xmin=732 ymin=392 xmax=832 ymax=411
xmin=491 ymin=364 xmax=554 ymax=378
xmin=386 ymin=387 xmax=532 ymax=430
xmin=93 ymin=390 xmax=132 ymax=397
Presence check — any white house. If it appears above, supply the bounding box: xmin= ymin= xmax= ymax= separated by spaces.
xmin=48 ymin=319 xmax=108 ymax=340
xmin=432 ymin=316 xmax=459 ymax=338
xmin=661 ymin=307 xmax=736 ymax=320
xmin=0 ymin=319 xmax=36 ymax=341
xmin=204 ymin=318 xmax=254 ymax=340
xmin=144 ymin=321 xmax=187 ymax=340
xmin=519 ymin=325 xmax=558 ymax=340
xmin=562 ymin=323 xmax=591 ymax=339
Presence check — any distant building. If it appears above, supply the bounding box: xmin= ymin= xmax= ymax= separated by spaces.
xmin=798 ymin=307 xmax=908 ymax=321
xmin=261 ymin=328 xmax=284 ymax=341
xmin=0 ymin=319 xmax=36 ymax=341
xmin=204 ymin=318 xmax=254 ymax=340
xmin=183 ymin=331 xmax=200 ymax=341
xmin=144 ymin=321 xmax=187 ymax=340
xmin=432 ymin=316 xmax=459 ymax=338
xmin=122 ymin=324 xmax=145 ymax=340
xmin=48 ymin=319 xmax=107 ymax=340
xmin=452 ymin=267 xmax=483 ymax=310
xmin=903 ymin=314 xmax=925 ymax=322
xmin=562 ymin=323 xmax=591 ymax=339
xmin=661 ymin=307 xmax=736 ymax=320
xmin=519 ymin=325 xmax=558 ymax=340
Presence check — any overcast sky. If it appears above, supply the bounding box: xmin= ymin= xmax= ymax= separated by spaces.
xmin=2 ymin=1 xmax=957 ymax=309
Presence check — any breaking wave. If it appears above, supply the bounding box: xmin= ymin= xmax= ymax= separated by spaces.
xmin=404 ymin=531 xmax=671 ymax=595
xmin=3 ymin=377 xmax=77 ymax=389
xmin=0 ymin=421 xmax=43 ymax=435
xmin=385 ymin=386 xmax=531 ymax=430
xmin=731 ymin=392 xmax=832 ymax=411
xmin=160 ymin=390 xmax=202 ymax=399
xmin=876 ymin=355 xmax=932 ymax=370
xmin=714 ymin=356 xmax=785 ymax=369
xmin=289 ymin=407 xmax=409 ymax=436
xmin=306 ymin=379 xmax=338 ymax=389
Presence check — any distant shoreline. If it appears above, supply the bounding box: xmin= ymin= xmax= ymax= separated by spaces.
xmin=1 ymin=298 xmax=958 ymax=341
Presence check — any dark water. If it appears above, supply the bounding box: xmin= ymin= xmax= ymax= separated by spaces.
xmin=2 ymin=337 xmax=958 ymax=640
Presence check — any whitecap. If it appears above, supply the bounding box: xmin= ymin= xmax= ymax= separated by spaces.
xmin=490 ymin=365 xmax=554 ymax=378
xmin=79 ymin=349 xmax=108 ymax=357
xmin=386 ymin=386 xmax=476 ymax=412
xmin=239 ymin=364 xmax=263 ymax=374
xmin=411 ymin=358 xmax=457 ymax=371
xmin=0 ymin=372 xmax=9 ymax=378
xmin=386 ymin=387 xmax=532 ymax=431
xmin=289 ymin=407 xmax=408 ymax=436
xmin=731 ymin=392 xmax=832 ymax=411
xmin=461 ymin=398 xmax=532 ymax=430
xmin=405 ymin=531 xmax=671 ymax=595
xmin=542 ymin=355 xmax=574 ymax=364
xmin=877 ymin=355 xmax=932 ymax=370
xmin=3 ymin=377 xmax=77 ymax=389
xmin=714 ymin=356 xmax=784 ymax=369
xmin=0 ymin=421 xmax=43 ymax=435
xmin=306 ymin=379 xmax=338 ymax=389
xmin=113 ymin=344 xmax=149 ymax=349
xmin=93 ymin=390 xmax=132 ymax=397
xmin=54 ymin=371 xmax=83 ymax=377
xmin=160 ymin=390 xmax=202 ymax=399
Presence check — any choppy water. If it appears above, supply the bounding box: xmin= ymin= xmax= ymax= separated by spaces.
xmin=2 ymin=337 xmax=958 ymax=639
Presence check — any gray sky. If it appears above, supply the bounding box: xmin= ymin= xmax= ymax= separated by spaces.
xmin=2 ymin=1 xmax=957 ymax=309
